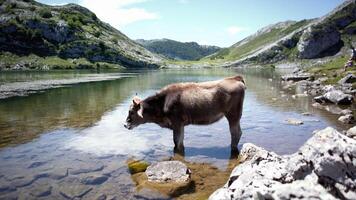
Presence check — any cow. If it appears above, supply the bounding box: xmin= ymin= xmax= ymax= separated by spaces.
xmin=124 ymin=75 xmax=246 ymax=154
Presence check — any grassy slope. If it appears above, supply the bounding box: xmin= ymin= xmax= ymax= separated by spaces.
xmin=205 ymin=20 xmax=311 ymax=62
xmin=307 ymin=34 xmax=356 ymax=85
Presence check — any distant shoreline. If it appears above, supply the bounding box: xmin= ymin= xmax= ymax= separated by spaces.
xmin=0 ymin=74 xmax=127 ymax=99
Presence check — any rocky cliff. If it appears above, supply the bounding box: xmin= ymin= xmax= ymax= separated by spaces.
xmin=208 ymin=0 xmax=356 ymax=66
xmin=0 ymin=0 xmax=163 ymax=69
xmin=136 ymin=38 xmax=221 ymax=61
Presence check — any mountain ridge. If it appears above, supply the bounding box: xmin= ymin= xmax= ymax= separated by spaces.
xmin=136 ymin=38 xmax=221 ymax=61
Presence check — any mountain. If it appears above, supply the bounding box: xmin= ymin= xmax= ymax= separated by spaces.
xmin=207 ymin=0 xmax=356 ymax=66
xmin=0 ymin=0 xmax=163 ymax=69
xmin=136 ymin=39 xmax=220 ymax=61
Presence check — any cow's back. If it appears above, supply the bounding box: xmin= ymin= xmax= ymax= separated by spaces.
xmin=177 ymin=76 xmax=245 ymax=124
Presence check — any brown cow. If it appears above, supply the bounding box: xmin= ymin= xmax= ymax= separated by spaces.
xmin=124 ymin=75 xmax=245 ymax=153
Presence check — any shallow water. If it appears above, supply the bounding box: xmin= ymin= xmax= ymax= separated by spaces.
xmin=0 ymin=68 xmax=349 ymax=199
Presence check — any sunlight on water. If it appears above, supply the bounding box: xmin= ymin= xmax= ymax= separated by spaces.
xmin=66 ymin=100 xmax=172 ymax=157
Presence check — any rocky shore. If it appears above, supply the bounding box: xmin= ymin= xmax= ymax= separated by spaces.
xmin=208 ymin=68 xmax=356 ymax=199
xmin=281 ymin=68 xmax=355 ymax=124
xmin=209 ymin=127 xmax=356 ymax=199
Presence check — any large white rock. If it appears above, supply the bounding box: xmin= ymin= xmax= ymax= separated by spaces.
xmin=314 ymin=90 xmax=353 ymax=105
xmin=145 ymin=161 xmax=191 ymax=183
xmin=209 ymin=127 xmax=356 ymax=200
xmin=346 ymin=126 xmax=356 ymax=139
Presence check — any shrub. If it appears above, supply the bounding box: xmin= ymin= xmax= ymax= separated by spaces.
xmin=91 ymin=13 xmax=97 ymax=21
xmin=40 ymin=8 xmax=52 ymax=18
xmin=110 ymin=37 xmax=118 ymax=44
xmin=60 ymin=11 xmax=85 ymax=29
xmin=99 ymin=41 xmax=106 ymax=50
xmin=5 ymin=3 xmax=16 ymax=13
xmin=93 ymin=30 xmax=100 ymax=38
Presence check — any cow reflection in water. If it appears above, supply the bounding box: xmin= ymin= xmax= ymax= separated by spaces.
xmin=124 ymin=75 xmax=246 ymax=155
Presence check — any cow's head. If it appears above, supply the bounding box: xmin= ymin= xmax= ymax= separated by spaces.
xmin=124 ymin=96 xmax=145 ymax=130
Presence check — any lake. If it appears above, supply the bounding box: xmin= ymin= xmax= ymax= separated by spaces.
xmin=0 ymin=68 xmax=348 ymax=199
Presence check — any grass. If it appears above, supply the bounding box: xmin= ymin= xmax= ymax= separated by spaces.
xmin=307 ymin=56 xmax=356 ymax=84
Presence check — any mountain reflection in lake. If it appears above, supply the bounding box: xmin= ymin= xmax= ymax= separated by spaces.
xmin=0 ymin=69 xmax=348 ymax=199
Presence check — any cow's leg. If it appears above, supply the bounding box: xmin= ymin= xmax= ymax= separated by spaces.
xmin=226 ymin=90 xmax=244 ymax=152
xmin=173 ymin=125 xmax=185 ymax=154
xmin=227 ymin=119 xmax=241 ymax=152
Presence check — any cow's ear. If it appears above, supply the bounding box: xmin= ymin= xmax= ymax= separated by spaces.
xmin=164 ymin=92 xmax=180 ymax=113
xmin=133 ymin=96 xmax=141 ymax=106
xmin=137 ymin=104 xmax=144 ymax=118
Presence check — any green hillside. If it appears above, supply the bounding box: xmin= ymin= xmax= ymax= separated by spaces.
xmin=206 ymin=20 xmax=311 ymax=62
xmin=136 ymin=39 xmax=220 ymax=61
xmin=0 ymin=0 xmax=163 ymax=70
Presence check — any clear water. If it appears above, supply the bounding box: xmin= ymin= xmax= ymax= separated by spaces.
xmin=0 ymin=68 xmax=348 ymax=199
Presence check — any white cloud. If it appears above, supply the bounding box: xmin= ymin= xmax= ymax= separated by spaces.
xmin=79 ymin=0 xmax=159 ymax=28
xmin=226 ymin=26 xmax=248 ymax=35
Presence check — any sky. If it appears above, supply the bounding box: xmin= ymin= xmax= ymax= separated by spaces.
xmin=38 ymin=0 xmax=345 ymax=47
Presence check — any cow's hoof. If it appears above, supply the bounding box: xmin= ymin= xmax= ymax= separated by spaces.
xmin=230 ymin=148 xmax=239 ymax=158
xmin=174 ymin=146 xmax=185 ymax=156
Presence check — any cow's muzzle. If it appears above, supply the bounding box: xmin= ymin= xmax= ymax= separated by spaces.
xmin=124 ymin=123 xmax=133 ymax=130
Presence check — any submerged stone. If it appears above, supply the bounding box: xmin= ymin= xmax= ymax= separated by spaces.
xmin=146 ymin=161 xmax=191 ymax=183
xmin=128 ymin=160 xmax=150 ymax=175
xmin=286 ymin=118 xmax=303 ymax=125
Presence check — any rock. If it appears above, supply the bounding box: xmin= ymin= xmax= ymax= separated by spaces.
xmin=286 ymin=119 xmax=303 ymax=125
xmin=321 ymin=85 xmax=336 ymax=93
xmin=341 ymin=109 xmax=353 ymax=115
xmin=346 ymin=126 xmax=356 ymax=139
xmin=297 ymin=24 xmax=341 ymax=59
xmin=301 ymin=112 xmax=312 ymax=116
xmin=58 ymin=179 xmax=93 ymax=199
xmin=324 ymin=105 xmax=343 ymax=115
xmin=145 ymin=161 xmax=191 ymax=183
xmin=94 ymin=194 xmax=107 ymax=200
xmin=314 ymin=90 xmax=353 ymax=105
xmin=338 ymin=114 xmax=354 ymax=124
xmin=281 ymin=74 xmax=310 ymax=82
xmin=312 ymin=102 xmax=325 ymax=109
xmin=133 ymin=188 xmax=170 ymax=200
xmin=127 ymin=160 xmax=149 ymax=174
xmin=294 ymin=93 xmax=308 ymax=98
xmin=338 ymin=74 xmax=356 ymax=85
xmin=260 ymin=179 xmax=336 ymax=200
xmin=81 ymin=175 xmax=108 ymax=185
xmin=209 ymin=127 xmax=356 ymax=200
xmin=69 ymin=164 xmax=104 ymax=175
xmin=314 ymin=77 xmax=328 ymax=85
xmin=30 ymin=185 xmax=52 ymax=197
xmin=292 ymin=68 xmax=303 ymax=74
xmin=34 ymin=168 xmax=68 ymax=180
xmin=28 ymin=161 xmax=46 ymax=169
xmin=132 ymin=161 xmax=192 ymax=198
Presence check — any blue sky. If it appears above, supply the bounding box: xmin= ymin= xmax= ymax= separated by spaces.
xmin=38 ymin=0 xmax=344 ymax=47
